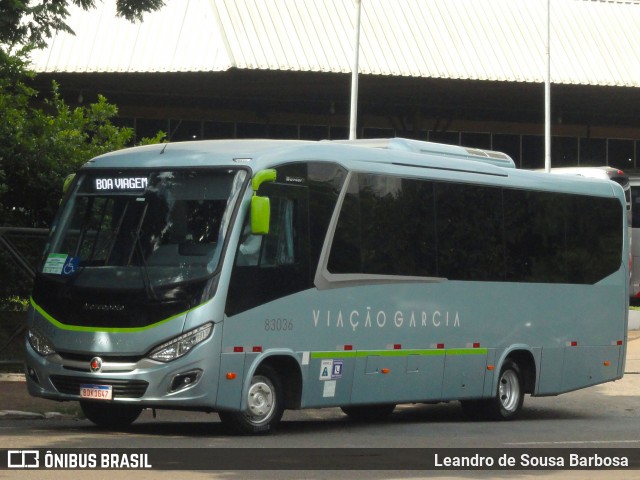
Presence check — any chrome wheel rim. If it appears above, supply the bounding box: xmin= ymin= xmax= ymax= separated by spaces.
xmin=245 ymin=376 xmax=276 ymax=425
xmin=498 ymin=369 xmax=520 ymax=412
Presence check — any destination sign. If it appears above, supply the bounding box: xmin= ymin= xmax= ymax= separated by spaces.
xmin=94 ymin=177 xmax=148 ymax=191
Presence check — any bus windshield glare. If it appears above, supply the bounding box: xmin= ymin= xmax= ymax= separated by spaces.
xmin=43 ymin=168 xmax=247 ymax=290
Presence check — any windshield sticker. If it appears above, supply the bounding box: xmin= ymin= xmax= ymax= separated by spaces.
xmin=43 ymin=254 xmax=79 ymax=276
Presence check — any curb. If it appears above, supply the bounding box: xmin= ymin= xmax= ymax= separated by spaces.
xmin=0 ymin=410 xmax=70 ymax=420
xmin=0 ymin=373 xmax=25 ymax=382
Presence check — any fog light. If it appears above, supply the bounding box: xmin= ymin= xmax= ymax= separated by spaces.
xmin=27 ymin=367 xmax=39 ymax=384
xmin=169 ymin=369 xmax=202 ymax=392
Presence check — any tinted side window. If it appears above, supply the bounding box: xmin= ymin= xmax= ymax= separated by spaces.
xmin=504 ymin=190 xmax=566 ymax=283
xmin=328 ymin=173 xmax=622 ymax=285
xmin=328 ymin=174 xmax=437 ymax=276
xmin=435 ymin=183 xmax=504 ymax=281
xmin=504 ymin=190 xmax=621 ymax=283
xmin=565 ymin=195 xmax=622 ymax=284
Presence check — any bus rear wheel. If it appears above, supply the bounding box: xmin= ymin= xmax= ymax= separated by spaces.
xmin=219 ymin=365 xmax=284 ymax=434
xmin=80 ymin=401 xmax=142 ymax=429
xmin=341 ymin=404 xmax=396 ymax=421
xmin=489 ymin=360 xmax=524 ymax=420
xmin=461 ymin=360 xmax=524 ymax=421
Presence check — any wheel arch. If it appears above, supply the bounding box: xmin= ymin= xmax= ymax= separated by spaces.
xmin=244 ymin=351 xmax=303 ymax=410
xmin=495 ymin=347 xmax=537 ymax=395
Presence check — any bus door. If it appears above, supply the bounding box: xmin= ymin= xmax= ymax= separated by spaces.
xmin=225 ymin=181 xmax=311 ymax=321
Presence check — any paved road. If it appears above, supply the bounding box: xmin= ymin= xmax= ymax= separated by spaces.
xmin=1 ymin=331 xmax=640 ymax=479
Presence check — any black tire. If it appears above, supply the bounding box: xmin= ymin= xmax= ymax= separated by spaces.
xmin=218 ymin=365 xmax=284 ymax=434
xmin=340 ymin=404 xmax=396 ymax=421
xmin=80 ymin=401 xmax=142 ymax=429
xmin=461 ymin=360 xmax=524 ymax=421
xmin=487 ymin=359 xmax=524 ymax=420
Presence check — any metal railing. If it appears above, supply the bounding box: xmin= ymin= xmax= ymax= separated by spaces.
xmin=0 ymin=228 xmax=49 ymax=366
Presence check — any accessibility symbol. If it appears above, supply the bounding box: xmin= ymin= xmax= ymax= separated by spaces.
xmin=319 ymin=359 xmax=344 ymax=380
xmin=332 ymin=360 xmax=343 ymax=378
xmin=319 ymin=360 xmax=333 ymax=380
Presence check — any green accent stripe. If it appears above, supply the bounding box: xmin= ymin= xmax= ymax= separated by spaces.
xmin=311 ymin=348 xmax=488 ymax=359
xmin=446 ymin=348 xmax=488 ymax=356
xmin=312 ymin=351 xmax=359 ymax=359
xmin=30 ymin=297 xmax=190 ymax=333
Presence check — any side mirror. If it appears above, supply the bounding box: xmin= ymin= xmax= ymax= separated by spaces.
xmin=63 ymin=174 xmax=76 ymax=194
xmin=250 ymin=169 xmax=276 ymax=235
xmin=60 ymin=173 xmax=76 ymax=205
xmin=251 ymin=196 xmax=271 ymax=235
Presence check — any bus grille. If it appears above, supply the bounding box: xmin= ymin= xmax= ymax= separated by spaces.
xmin=50 ymin=375 xmax=148 ymax=398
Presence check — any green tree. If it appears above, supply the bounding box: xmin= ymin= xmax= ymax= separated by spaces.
xmin=0 ymin=0 xmax=167 ymax=228
xmin=0 ymin=1 xmax=166 ymax=304
xmin=0 ymin=50 xmax=165 ymax=227
xmin=0 ymin=0 xmax=165 ymax=50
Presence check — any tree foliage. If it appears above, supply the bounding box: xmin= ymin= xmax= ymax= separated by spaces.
xmin=0 ymin=0 xmax=165 ymax=50
xmin=0 ymin=1 xmax=166 ymax=228
xmin=0 ymin=50 xmax=164 ymax=227
xmin=0 ymin=1 xmax=166 ymax=305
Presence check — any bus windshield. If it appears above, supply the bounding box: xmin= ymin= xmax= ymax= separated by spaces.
xmin=42 ymin=168 xmax=247 ymax=290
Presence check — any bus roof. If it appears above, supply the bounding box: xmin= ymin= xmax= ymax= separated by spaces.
xmin=543 ymin=166 xmax=628 ymax=184
xmin=327 ymin=138 xmax=516 ymax=168
xmin=82 ymin=139 xmax=621 ymax=200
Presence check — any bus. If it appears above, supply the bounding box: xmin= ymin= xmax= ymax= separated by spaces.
xmin=630 ymin=175 xmax=640 ymax=303
xmin=25 ymin=139 xmax=629 ymax=434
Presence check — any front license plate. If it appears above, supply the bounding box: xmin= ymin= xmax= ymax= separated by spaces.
xmin=80 ymin=384 xmax=113 ymax=400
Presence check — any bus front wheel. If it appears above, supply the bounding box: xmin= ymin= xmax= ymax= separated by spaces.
xmin=219 ymin=365 xmax=285 ymax=434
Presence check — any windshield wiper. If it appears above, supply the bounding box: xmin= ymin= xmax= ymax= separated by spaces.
xmin=131 ymin=230 xmax=159 ymax=303
xmin=129 ymin=202 xmax=159 ymax=303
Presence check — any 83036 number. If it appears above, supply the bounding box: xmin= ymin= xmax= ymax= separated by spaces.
xmin=264 ymin=318 xmax=294 ymax=331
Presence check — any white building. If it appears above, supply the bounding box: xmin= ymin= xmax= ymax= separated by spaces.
xmin=27 ymin=0 xmax=640 ymax=169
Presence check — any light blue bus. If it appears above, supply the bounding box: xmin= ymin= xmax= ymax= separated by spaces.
xmin=25 ymin=139 xmax=629 ymax=434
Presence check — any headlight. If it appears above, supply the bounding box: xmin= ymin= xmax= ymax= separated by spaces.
xmin=27 ymin=328 xmax=56 ymax=356
xmin=148 ymin=323 xmax=213 ymax=362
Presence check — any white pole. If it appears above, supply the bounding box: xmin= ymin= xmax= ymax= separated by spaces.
xmin=349 ymin=0 xmax=362 ymax=140
xmin=544 ymin=0 xmax=551 ymax=172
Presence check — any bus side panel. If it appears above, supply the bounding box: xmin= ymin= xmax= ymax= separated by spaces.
xmin=303 ymin=355 xmax=355 ymax=407
xmin=441 ymin=351 xmax=488 ymax=400
xmin=215 ymin=352 xmax=246 ymax=410
xmin=482 ymin=349 xmax=498 ymax=397
xmin=561 ymin=345 xmax=621 ymax=392
xmin=349 ymin=353 xmax=445 ymax=404
xmin=536 ymin=347 xmax=564 ymax=395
